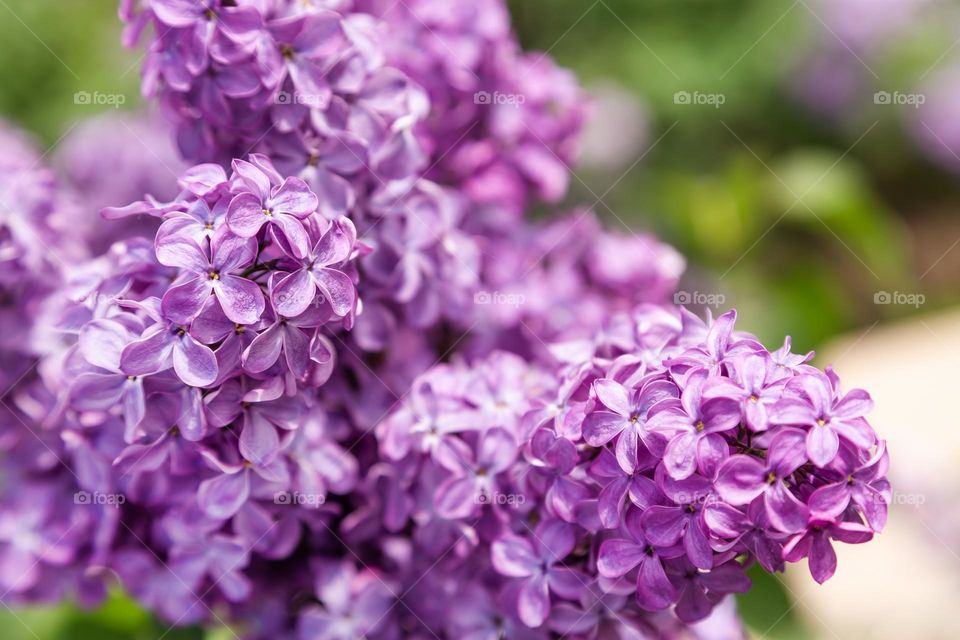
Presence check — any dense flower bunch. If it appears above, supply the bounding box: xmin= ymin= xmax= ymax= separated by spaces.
xmin=379 ymin=308 xmax=889 ymax=631
xmin=0 ymin=123 xmax=105 ymax=604
xmin=0 ymin=0 xmax=892 ymax=638
xmin=357 ymin=0 xmax=587 ymax=222
xmin=0 ymin=122 xmax=86 ymax=387
xmin=121 ymin=0 xmax=585 ymax=222
xmin=120 ymin=0 xmax=428 ymax=185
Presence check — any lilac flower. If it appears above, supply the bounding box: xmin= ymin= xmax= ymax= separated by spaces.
xmin=204 ymin=378 xmax=304 ymax=466
xmin=120 ymin=298 xmax=219 ymax=387
xmin=168 ymin=533 xmax=253 ymax=605
xmin=596 ymin=508 xmax=681 ymax=611
xmin=113 ymin=391 xmax=206 ymax=478
xmin=241 ymin=282 xmax=327 ymax=378
xmin=590 ymin=447 xmax=659 ymax=529
xmin=271 ymin=217 xmax=357 ymax=318
xmin=582 ymin=376 xmax=678 ymax=470
xmin=807 ymin=440 xmax=891 ymax=531
xmin=771 ymin=370 xmax=876 ymax=466
xmin=647 ymin=371 xmax=740 ymax=480
xmin=665 ymin=310 xmax=753 ymax=376
xmin=782 ymin=517 xmax=874 ymax=584
xmin=433 ymin=428 xmax=517 ymax=519
xmin=191 ymin=61 xmax=265 ymax=127
xmin=157 ymin=233 xmax=265 ymax=325
xmin=768 ymin=335 xmax=814 ymax=380
xmin=490 ymin=520 xmax=586 ymax=627
xmin=157 ymin=196 xmax=229 ymax=246
xmin=68 ymin=319 xmax=147 ymax=441
xmin=664 ymin=558 xmax=751 ymax=623
xmin=525 ymin=428 xmax=589 ymax=523
xmin=258 ymin=12 xmax=343 ymax=97
xmin=378 ymin=379 xmax=474 ymax=460
xmin=269 ymin=132 xmax=366 ymax=218
xmin=149 ymin=0 xmax=262 ymax=63
xmin=703 ymin=352 xmax=785 ymax=432
xmin=640 ymin=470 xmax=716 ymax=570
xmin=297 ymin=561 xmax=394 ymax=640
xmin=703 ymin=500 xmax=788 ymax=573
xmin=714 ymin=427 xmax=810 ymax=533
xmin=227 ymin=158 xmax=318 ymax=258
xmin=197 ymin=447 xmax=290 ymax=519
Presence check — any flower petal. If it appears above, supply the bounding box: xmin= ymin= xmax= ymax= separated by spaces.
xmin=806 ymin=424 xmax=840 ymax=467
xmin=597 ymin=539 xmax=645 ymax=578
xmin=593 ymin=379 xmax=631 ymax=416
xmin=312 ymin=267 xmax=355 ymax=317
xmin=226 ymin=192 xmax=268 ymax=237
xmin=173 ymin=334 xmax=219 ymax=387
xmin=214 ymin=275 xmax=265 ymax=325
xmin=242 ymin=323 xmax=284 ymax=373
xmin=273 ymin=269 xmax=315 ymax=317
xmin=198 ymin=470 xmax=250 ymax=520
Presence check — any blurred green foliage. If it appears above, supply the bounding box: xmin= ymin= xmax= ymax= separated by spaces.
xmin=0 ymin=0 xmax=140 ymax=143
xmin=1 ymin=0 xmax=957 ymax=638
xmin=0 ymin=591 xmax=204 ymax=640
xmin=512 ymin=0 xmax=958 ymax=351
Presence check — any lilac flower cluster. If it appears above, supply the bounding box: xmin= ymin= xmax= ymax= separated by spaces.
xmin=379 ymin=309 xmax=889 ymax=631
xmin=121 ymin=0 xmax=428 ymax=185
xmin=358 ymin=0 xmax=587 ymax=222
xmin=0 ymin=0 xmax=891 ymax=637
xmin=122 ymin=0 xmax=585 ymax=225
xmin=0 ymin=121 xmax=86 ymax=389
xmin=0 ymin=122 xmax=105 ymax=604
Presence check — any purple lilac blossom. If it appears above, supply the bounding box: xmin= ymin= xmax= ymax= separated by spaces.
xmin=0 ymin=135 xmax=885 ymax=640
xmin=358 ymin=0 xmax=588 ymax=223
xmin=377 ymin=307 xmax=888 ymax=628
xmin=0 ymin=0 xmax=892 ymax=637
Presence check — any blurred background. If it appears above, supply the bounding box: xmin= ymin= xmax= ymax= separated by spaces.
xmin=0 ymin=0 xmax=958 ymax=638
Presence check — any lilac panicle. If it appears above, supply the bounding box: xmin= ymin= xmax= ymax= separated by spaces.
xmin=0 ymin=0 xmax=891 ymax=637
xmin=377 ymin=307 xmax=889 ymax=628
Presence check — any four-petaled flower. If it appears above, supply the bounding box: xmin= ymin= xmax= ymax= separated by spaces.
xmin=714 ymin=427 xmax=810 ymax=533
xmin=271 ymin=216 xmax=357 ymax=318
xmin=120 ymin=297 xmax=219 ymax=387
xmin=491 ymin=520 xmax=587 ymax=627
xmin=582 ymin=376 xmax=678 ymax=472
xmin=157 ymin=233 xmax=265 ymax=325
xmin=647 ymin=370 xmax=740 ymax=479
xmin=226 ymin=157 xmax=318 ymax=258
xmin=771 ymin=369 xmax=875 ymax=467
